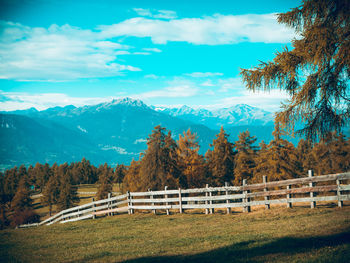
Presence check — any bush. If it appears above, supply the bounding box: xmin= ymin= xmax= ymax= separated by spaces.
xmin=10 ymin=209 xmax=40 ymax=227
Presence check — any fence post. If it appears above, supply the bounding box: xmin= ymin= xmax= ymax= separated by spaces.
xmin=225 ymin=182 xmax=231 ymax=214
xmin=149 ymin=189 xmax=156 ymax=215
xmin=308 ymin=170 xmax=316 ymax=208
xmin=127 ymin=191 xmax=133 ymax=215
xmin=263 ymin=176 xmax=270 ymax=210
xmin=209 ymin=188 xmax=213 ymax=214
xmin=336 ymin=178 xmax=343 ymax=208
xmin=179 ymin=188 xmax=183 ymax=214
xmin=165 ymin=186 xmax=170 ymax=215
xmin=287 ymin=185 xmax=292 ymax=208
xmin=243 ymin=179 xmax=251 ymax=213
xmin=205 ymin=184 xmax=209 ymax=215
xmin=108 ymin=193 xmax=111 ymax=216
xmin=92 ymin=197 xmax=96 ymax=219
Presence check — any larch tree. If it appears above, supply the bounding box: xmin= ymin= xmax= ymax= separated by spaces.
xmin=122 ymin=159 xmax=142 ymax=192
xmin=139 ymin=126 xmax=180 ymax=191
xmin=257 ymin=121 xmax=299 ymax=181
xmin=176 ymin=129 xmax=207 ymax=188
xmin=206 ymin=127 xmax=235 ymax=186
xmin=11 ymin=178 xmax=33 ymax=212
xmin=233 ymin=130 xmax=258 ymax=185
xmin=252 ymin=140 xmax=269 ymax=183
xmin=57 ymin=171 xmax=79 ymax=211
xmin=96 ymin=163 xmax=114 ymax=200
xmin=41 ymin=175 xmax=60 ymax=216
xmin=241 ymin=0 xmax=350 ymax=141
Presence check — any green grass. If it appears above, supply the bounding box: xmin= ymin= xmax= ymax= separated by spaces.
xmin=1 ymin=205 xmax=350 ymax=262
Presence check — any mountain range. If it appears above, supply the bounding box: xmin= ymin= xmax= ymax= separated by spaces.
xmin=1 ymin=98 xmax=279 ymax=170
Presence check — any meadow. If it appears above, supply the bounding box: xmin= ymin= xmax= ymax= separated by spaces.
xmin=1 ymin=204 xmax=349 ymax=262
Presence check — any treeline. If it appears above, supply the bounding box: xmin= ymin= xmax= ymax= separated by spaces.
xmin=1 ymin=123 xmax=349 ymax=228
xmin=0 ymin=159 xmax=126 ymax=228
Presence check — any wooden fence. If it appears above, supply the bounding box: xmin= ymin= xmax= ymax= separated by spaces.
xmin=19 ymin=171 xmax=350 ymax=227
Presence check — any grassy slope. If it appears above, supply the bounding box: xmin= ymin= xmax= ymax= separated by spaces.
xmin=1 ymin=205 xmax=350 ymax=263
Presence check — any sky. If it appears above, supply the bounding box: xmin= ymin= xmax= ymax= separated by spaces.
xmin=0 ymin=0 xmax=301 ymax=112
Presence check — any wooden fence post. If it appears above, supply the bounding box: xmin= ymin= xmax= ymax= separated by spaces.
xmin=108 ymin=193 xmax=111 ymax=216
xmin=209 ymin=188 xmax=213 ymax=214
xmin=308 ymin=170 xmax=316 ymax=208
xmin=336 ymin=179 xmax=343 ymax=208
xmin=287 ymin=185 xmax=292 ymax=208
xmin=149 ymin=189 xmax=156 ymax=215
xmin=127 ymin=191 xmax=133 ymax=215
xmin=165 ymin=186 xmax=170 ymax=215
xmin=225 ymin=182 xmax=231 ymax=214
xmin=243 ymin=179 xmax=251 ymax=213
xmin=205 ymin=184 xmax=209 ymax=215
xmin=263 ymin=176 xmax=270 ymax=210
xmin=179 ymin=188 xmax=183 ymax=214
xmin=92 ymin=197 xmax=96 ymax=219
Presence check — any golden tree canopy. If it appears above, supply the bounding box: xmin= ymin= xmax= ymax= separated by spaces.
xmin=241 ymin=0 xmax=350 ymax=141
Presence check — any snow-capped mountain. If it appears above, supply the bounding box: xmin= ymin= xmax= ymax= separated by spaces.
xmin=1 ymin=98 xmax=277 ymax=169
xmin=157 ymin=104 xmax=274 ymax=129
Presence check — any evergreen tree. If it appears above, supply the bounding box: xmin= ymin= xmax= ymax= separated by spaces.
xmin=296 ymin=139 xmax=314 ymax=175
xmin=139 ymin=126 xmax=180 ymax=191
xmin=11 ymin=178 xmax=32 ymax=212
xmin=122 ymin=159 xmax=142 ymax=192
xmin=41 ymin=175 xmax=60 ymax=216
xmin=233 ymin=130 xmax=258 ymax=185
xmin=241 ymin=0 xmax=350 ymax=141
xmin=96 ymin=163 xmax=113 ymax=200
xmin=258 ymin=121 xmax=299 ymax=181
xmin=57 ymin=172 xmax=79 ymax=211
xmin=176 ymin=129 xmax=207 ymax=188
xmin=252 ymin=140 xmax=269 ymax=183
xmin=114 ymin=164 xmax=126 ymax=188
xmin=206 ymin=127 xmax=235 ymax=186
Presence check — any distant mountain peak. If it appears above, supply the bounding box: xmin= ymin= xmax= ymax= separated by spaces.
xmin=111 ymin=97 xmax=147 ymax=107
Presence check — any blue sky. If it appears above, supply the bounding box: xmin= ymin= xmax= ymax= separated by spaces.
xmin=0 ymin=0 xmax=301 ymax=111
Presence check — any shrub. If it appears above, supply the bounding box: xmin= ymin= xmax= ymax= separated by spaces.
xmin=10 ymin=209 xmax=40 ymax=227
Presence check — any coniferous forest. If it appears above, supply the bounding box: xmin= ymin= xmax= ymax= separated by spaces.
xmin=1 ymin=123 xmax=350 ymax=228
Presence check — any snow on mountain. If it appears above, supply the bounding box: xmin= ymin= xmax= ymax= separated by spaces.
xmin=159 ymin=103 xmax=274 ymax=129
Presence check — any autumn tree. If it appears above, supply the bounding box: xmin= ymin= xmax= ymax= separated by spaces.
xmin=233 ymin=130 xmax=258 ymax=185
xmin=206 ymin=127 xmax=235 ymax=186
xmin=114 ymin=164 xmax=126 ymax=188
xmin=252 ymin=140 xmax=269 ymax=183
xmin=41 ymin=175 xmax=60 ymax=216
xmin=241 ymin=0 xmax=350 ymax=141
xmin=122 ymin=159 xmax=142 ymax=192
xmin=296 ymin=139 xmax=314 ymax=174
xmin=176 ymin=129 xmax=207 ymax=188
xmin=139 ymin=126 xmax=180 ymax=191
xmin=57 ymin=171 xmax=79 ymax=211
xmin=96 ymin=163 xmax=113 ymax=200
xmin=254 ymin=121 xmax=299 ymax=181
xmin=11 ymin=178 xmax=33 ymax=212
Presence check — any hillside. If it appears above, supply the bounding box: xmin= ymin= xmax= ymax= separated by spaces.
xmin=1 ymin=206 xmax=349 ymax=262
xmin=1 ymin=98 xmax=279 ymax=168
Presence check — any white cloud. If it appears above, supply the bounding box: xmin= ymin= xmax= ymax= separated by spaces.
xmin=185 ymin=72 xmax=224 ymax=78
xmin=133 ymin=8 xmax=177 ymax=20
xmin=144 ymin=74 xmax=159 ymax=79
xmin=0 ymin=21 xmax=140 ymax=81
xmin=218 ymin=77 xmax=243 ymax=92
xmin=99 ymin=13 xmax=295 ymax=45
xmin=0 ymin=91 xmax=112 ymax=111
xmin=142 ymin=47 xmax=162 ymax=52
xmin=132 ymin=85 xmax=199 ymax=99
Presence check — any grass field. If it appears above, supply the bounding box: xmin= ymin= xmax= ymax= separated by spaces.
xmin=1 ymin=204 xmax=349 ymax=262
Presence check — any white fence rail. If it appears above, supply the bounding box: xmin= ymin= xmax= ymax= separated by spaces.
xmin=19 ymin=171 xmax=350 ymax=228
